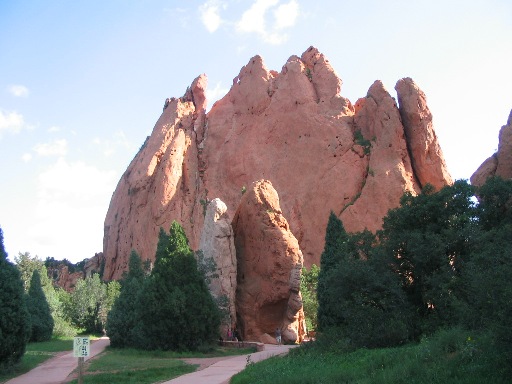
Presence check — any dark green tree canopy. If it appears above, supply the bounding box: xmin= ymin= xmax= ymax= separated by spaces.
xmin=0 ymin=228 xmax=30 ymax=371
xmin=107 ymin=250 xmax=145 ymax=348
xmin=27 ymin=270 xmax=54 ymax=342
xmin=136 ymin=221 xmax=220 ymax=351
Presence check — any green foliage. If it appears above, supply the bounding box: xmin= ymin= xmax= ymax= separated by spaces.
xmin=317 ymin=212 xmax=348 ymax=330
xmin=231 ymin=328 xmax=507 ymax=384
xmin=315 ymin=177 xmax=512 ymax=367
xmin=319 ymin=229 xmax=411 ymax=348
xmin=107 ymin=250 xmax=145 ymax=348
xmin=66 ymin=274 xmax=120 ymax=334
xmin=0 ymin=228 xmax=31 ymax=371
xmin=380 ymin=180 xmax=477 ymax=336
xmin=27 ymin=270 xmax=54 ymax=341
xmin=461 ymin=177 xmax=512 ymax=368
xmin=354 ymin=129 xmax=372 ymax=154
xmin=300 ymin=264 xmax=319 ymax=331
xmin=136 ymin=221 xmax=220 ymax=351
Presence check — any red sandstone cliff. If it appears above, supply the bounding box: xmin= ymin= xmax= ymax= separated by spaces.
xmin=102 ymin=46 xmax=452 ymax=280
xmin=471 ymin=110 xmax=512 ymax=186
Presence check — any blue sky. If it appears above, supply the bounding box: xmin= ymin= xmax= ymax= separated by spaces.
xmin=1 ymin=0 xmax=511 ymax=262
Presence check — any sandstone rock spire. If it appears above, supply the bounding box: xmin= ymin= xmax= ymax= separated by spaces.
xmin=198 ymin=198 xmax=237 ymax=336
xmin=232 ymin=180 xmax=306 ymax=343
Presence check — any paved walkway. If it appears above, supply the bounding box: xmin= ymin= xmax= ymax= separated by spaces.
xmin=6 ymin=339 xmax=294 ymax=384
xmin=162 ymin=344 xmax=296 ymax=384
xmin=5 ymin=337 xmax=110 ymax=384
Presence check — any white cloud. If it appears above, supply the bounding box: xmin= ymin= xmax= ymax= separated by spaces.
xmin=22 ymin=153 xmax=32 ymax=162
xmin=28 ymin=158 xmax=117 ymax=260
xmin=8 ymin=85 xmax=30 ymax=97
xmin=33 ymin=139 xmax=68 ymax=157
xmin=237 ymin=0 xmax=278 ymax=35
xmin=235 ymin=0 xmax=299 ymax=44
xmin=206 ymin=82 xmax=229 ymax=109
xmin=93 ymin=130 xmax=133 ymax=157
xmin=0 ymin=109 xmax=25 ymax=136
xmin=199 ymin=1 xmax=225 ymax=33
xmin=274 ymin=0 xmax=299 ymax=29
xmin=48 ymin=126 xmax=60 ymax=133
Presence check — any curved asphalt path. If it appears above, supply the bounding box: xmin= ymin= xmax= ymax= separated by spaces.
xmin=163 ymin=344 xmax=297 ymax=384
xmin=6 ymin=339 xmax=294 ymax=384
xmin=5 ymin=337 xmax=110 ymax=384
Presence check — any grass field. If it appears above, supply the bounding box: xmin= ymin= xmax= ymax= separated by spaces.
xmin=231 ymin=328 xmax=510 ymax=384
xmin=65 ymin=345 xmax=257 ymax=384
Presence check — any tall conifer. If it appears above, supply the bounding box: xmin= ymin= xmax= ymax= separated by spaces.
xmin=0 ymin=228 xmax=30 ymax=370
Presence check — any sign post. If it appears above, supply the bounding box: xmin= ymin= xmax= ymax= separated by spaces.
xmin=73 ymin=337 xmax=90 ymax=384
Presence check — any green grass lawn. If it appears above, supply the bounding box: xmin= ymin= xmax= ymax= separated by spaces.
xmin=65 ymin=345 xmax=257 ymax=384
xmin=231 ymin=329 xmax=510 ymax=384
xmin=0 ymin=337 xmax=75 ymax=383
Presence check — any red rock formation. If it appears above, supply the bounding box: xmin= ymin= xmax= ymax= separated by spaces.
xmin=232 ymin=180 xmax=306 ymax=343
xmin=103 ymin=46 xmax=452 ymax=280
xmin=198 ymin=198 xmax=237 ymax=335
xmin=84 ymin=252 xmax=105 ymax=278
xmin=55 ymin=266 xmax=83 ymax=292
xmin=471 ymin=110 xmax=512 ymax=185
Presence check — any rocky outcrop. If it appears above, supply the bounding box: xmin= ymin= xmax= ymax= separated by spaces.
xmin=232 ymin=180 xmax=306 ymax=343
xmin=471 ymin=110 xmax=512 ymax=185
xmin=198 ymin=198 xmax=237 ymax=335
xmin=84 ymin=252 xmax=105 ymax=278
xmin=395 ymin=78 xmax=453 ymax=190
xmin=103 ymin=46 xmax=452 ymax=280
xmin=55 ymin=266 xmax=83 ymax=292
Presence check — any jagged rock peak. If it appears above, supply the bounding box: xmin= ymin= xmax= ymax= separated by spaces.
xmin=395 ymin=77 xmax=453 ymax=190
xmin=471 ymin=109 xmax=512 ymax=185
xmin=182 ymin=74 xmax=208 ymax=111
xmin=102 ymin=46 xmax=453 ymax=280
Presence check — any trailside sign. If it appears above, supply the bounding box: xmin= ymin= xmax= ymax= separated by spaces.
xmin=73 ymin=337 xmax=90 ymax=357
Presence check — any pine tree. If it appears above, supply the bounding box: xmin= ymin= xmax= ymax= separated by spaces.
xmin=27 ymin=270 xmax=54 ymax=341
xmin=0 ymin=228 xmax=30 ymax=371
xmin=316 ymin=212 xmax=347 ymax=331
xmin=106 ymin=250 xmax=145 ymax=348
xmin=137 ymin=221 xmax=220 ymax=351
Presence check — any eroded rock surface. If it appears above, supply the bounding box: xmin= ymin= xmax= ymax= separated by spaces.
xmin=198 ymin=198 xmax=237 ymax=335
xmin=232 ymin=180 xmax=306 ymax=343
xmin=103 ymin=46 xmax=452 ymax=280
xmin=472 ymin=110 xmax=512 ymax=185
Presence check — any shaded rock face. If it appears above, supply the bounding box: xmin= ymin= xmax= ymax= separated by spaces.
xmin=232 ymin=180 xmax=306 ymax=343
xmin=84 ymin=252 xmax=105 ymax=278
xmin=198 ymin=198 xmax=237 ymax=335
xmin=103 ymin=46 xmax=452 ymax=280
xmin=55 ymin=266 xmax=83 ymax=292
xmin=471 ymin=110 xmax=512 ymax=186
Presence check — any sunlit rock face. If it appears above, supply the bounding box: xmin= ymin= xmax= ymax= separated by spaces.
xmin=102 ymin=46 xmax=452 ymax=280
xmin=471 ymin=110 xmax=512 ymax=186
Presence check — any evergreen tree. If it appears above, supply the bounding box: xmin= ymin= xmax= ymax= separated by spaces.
xmin=462 ymin=177 xmax=512 ymax=369
xmin=317 ymin=212 xmax=347 ymax=330
xmin=27 ymin=270 xmax=54 ymax=341
xmin=106 ymin=250 xmax=145 ymax=348
xmin=379 ymin=181 xmax=477 ymax=335
xmin=0 ymin=228 xmax=30 ymax=371
xmin=137 ymin=222 xmax=220 ymax=351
